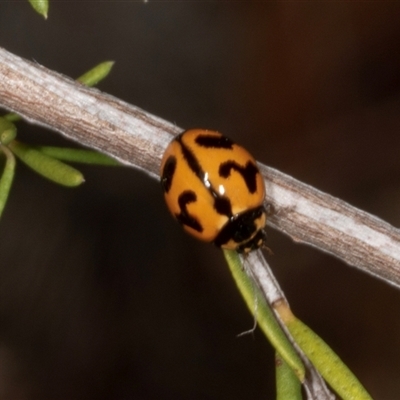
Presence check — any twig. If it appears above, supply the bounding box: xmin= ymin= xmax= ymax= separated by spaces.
xmin=242 ymin=251 xmax=335 ymax=400
xmin=0 ymin=46 xmax=399 ymax=288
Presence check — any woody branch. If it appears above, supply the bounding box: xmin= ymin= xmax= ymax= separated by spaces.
xmin=0 ymin=46 xmax=399 ymax=288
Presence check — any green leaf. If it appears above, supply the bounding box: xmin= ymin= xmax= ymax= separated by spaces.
xmin=0 ymin=118 xmax=17 ymax=145
xmin=223 ymin=249 xmax=305 ymax=381
xmin=276 ymin=303 xmax=373 ymax=400
xmin=3 ymin=113 xmax=21 ymax=123
xmin=28 ymin=0 xmax=49 ymax=19
xmin=8 ymin=141 xmax=84 ymax=187
xmin=275 ymin=352 xmax=302 ymax=400
xmin=77 ymin=61 xmax=115 ymax=87
xmin=35 ymin=146 xmax=121 ymax=166
xmin=0 ymin=146 xmax=16 ymax=218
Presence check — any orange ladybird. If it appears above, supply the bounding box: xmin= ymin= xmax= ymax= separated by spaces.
xmin=160 ymin=129 xmax=266 ymax=253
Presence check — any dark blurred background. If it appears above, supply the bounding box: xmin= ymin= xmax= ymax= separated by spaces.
xmin=0 ymin=2 xmax=400 ymax=399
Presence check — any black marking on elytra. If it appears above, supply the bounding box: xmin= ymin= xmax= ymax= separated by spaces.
xmin=176 ymin=191 xmax=203 ymax=232
xmin=161 ymin=156 xmax=176 ymax=193
xmin=195 ymin=134 xmax=234 ymax=149
xmin=213 ymin=196 xmax=232 ymax=216
xmin=213 ymin=206 xmax=266 ymax=252
xmin=176 ymin=134 xmax=233 ymax=218
xmin=219 ymin=160 xmax=259 ymax=194
xmin=177 ymin=134 xmax=207 ymax=186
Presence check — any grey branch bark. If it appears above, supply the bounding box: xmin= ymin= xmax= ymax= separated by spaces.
xmin=0 ymin=46 xmax=399 ymax=289
xmin=242 ymin=251 xmax=335 ymax=399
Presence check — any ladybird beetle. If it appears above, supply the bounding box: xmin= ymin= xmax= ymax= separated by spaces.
xmin=160 ymin=129 xmax=266 ymax=253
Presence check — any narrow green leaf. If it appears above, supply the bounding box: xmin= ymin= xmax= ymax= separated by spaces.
xmin=0 ymin=146 xmax=16 ymax=218
xmin=35 ymin=146 xmax=121 ymax=166
xmin=3 ymin=113 xmax=21 ymax=123
xmin=9 ymin=141 xmax=84 ymax=187
xmin=275 ymin=352 xmax=302 ymax=400
xmin=77 ymin=61 xmax=115 ymax=87
xmin=0 ymin=118 xmax=17 ymax=145
xmin=280 ymin=308 xmax=373 ymax=400
xmin=223 ymin=249 xmax=305 ymax=381
xmin=28 ymin=0 xmax=49 ymax=19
